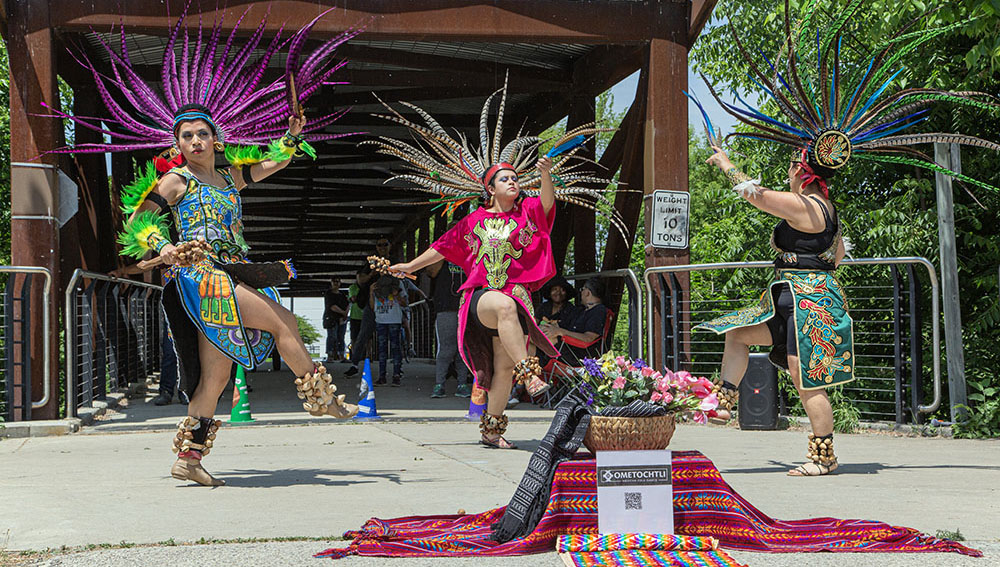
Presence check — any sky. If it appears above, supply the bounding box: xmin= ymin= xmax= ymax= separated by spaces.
xmin=607 ymin=68 xmax=740 ymax=137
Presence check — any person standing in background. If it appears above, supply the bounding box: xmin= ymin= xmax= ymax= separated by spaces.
xmin=323 ymin=277 xmax=349 ymax=362
xmin=345 ymin=237 xmax=391 ymax=377
xmin=427 ymin=260 xmax=471 ymax=398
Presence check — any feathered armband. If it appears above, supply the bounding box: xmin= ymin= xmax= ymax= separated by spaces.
xmin=224 ymin=133 xmax=317 ymax=170
xmin=267 ymin=132 xmax=316 ymax=162
xmin=118 ymin=210 xmax=172 ymax=259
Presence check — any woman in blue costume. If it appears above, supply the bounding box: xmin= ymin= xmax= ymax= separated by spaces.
xmin=42 ymin=9 xmax=365 ymax=487
xmin=127 ymin=105 xmax=358 ymax=486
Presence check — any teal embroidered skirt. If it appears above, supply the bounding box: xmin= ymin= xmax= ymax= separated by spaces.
xmin=694 ymin=270 xmax=854 ymax=390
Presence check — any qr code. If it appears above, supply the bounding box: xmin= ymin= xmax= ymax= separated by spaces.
xmin=624 ymin=492 xmax=642 ymax=510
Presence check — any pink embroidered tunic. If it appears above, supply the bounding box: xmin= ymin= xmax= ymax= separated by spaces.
xmin=431 ymin=197 xmax=559 ymax=389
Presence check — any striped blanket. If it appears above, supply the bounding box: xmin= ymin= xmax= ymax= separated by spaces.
xmin=317 ymin=451 xmax=980 ymax=559
xmin=556 ymin=534 xmax=747 ymax=567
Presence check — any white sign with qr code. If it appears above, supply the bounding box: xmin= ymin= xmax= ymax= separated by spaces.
xmin=596 ymin=450 xmax=673 ymax=534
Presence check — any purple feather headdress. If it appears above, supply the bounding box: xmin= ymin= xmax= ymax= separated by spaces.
xmin=43 ymin=2 xmax=363 ymax=155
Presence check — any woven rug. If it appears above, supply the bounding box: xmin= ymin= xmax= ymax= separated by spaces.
xmin=556 ymin=534 xmax=747 ymax=567
xmin=317 ymin=451 xmax=981 ymax=559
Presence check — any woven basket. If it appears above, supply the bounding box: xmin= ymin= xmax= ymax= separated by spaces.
xmin=583 ymin=414 xmax=676 ymax=452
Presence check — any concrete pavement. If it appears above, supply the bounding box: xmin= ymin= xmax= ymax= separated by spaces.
xmin=1 ymin=362 xmax=998 ymax=566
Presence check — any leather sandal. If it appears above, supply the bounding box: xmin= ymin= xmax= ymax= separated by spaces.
xmin=788 ymin=433 xmax=838 ymax=476
xmin=480 ymin=435 xmax=517 ymax=449
xmin=788 ymin=461 xmax=839 ymax=476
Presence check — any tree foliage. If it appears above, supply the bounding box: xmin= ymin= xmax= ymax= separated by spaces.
xmin=296 ymin=315 xmax=321 ymax=347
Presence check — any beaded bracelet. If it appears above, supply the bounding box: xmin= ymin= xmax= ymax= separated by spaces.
xmin=724 ymin=166 xmax=762 ymax=198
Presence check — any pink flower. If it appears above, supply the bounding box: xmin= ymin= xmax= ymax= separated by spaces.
xmin=655 ymin=376 xmax=674 ymax=393
xmin=612 ymin=376 xmax=626 ymax=390
xmin=615 ymin=356 xmax=628 ymax=368
xmin=640 ymin=366 xmax=655 ymax=378
xmin=659 ymin=392 xmax=673 ymax=405
xmin=676 ymin=370 xmax=692 ymax=382
xmin=692 ymin=411 xmax=708 ymax=424
xmin=699 ymin=393 xmax=719 ymax=411
xmin=691 ymin=377 xmax=715 ymax=397
xmin=650 ymin=391 xmax=663 ymax=403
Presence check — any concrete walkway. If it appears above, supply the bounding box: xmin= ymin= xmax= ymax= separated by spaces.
xmin=2 ymin=362 xmax=998 ymax=566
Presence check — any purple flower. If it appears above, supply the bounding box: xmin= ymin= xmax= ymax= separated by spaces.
xmin=582 ymin=358 xmax=604 ymax=379
xmin=634 ymin=358 xmax=647 ymax=370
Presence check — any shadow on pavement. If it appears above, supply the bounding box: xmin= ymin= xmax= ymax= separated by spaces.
xmin=723 ymin=460 xmax=1000 ymax=475
xmin=201 ymin=467 xmax=438 ymax=488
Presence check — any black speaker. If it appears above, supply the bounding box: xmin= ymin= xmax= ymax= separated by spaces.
xmin=738 ymin=353 xmax=780 ymax=430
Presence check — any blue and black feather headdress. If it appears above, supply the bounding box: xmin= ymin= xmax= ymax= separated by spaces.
xmin=690 ymin=0 xmax=1000 ymax=192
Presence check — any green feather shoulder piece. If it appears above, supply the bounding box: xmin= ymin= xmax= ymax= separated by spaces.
xmin=120 ymin=161 xmax=161 ymax=215
xmin=117 ymin=210 xmax=171 ymax=259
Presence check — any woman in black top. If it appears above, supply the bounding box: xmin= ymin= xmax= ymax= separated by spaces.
xmin=696 ymin=146 xmax=851 ymax=477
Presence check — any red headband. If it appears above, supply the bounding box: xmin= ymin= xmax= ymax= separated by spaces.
xmin=481 ymin=162 xmax=515 ymax=188
xmin=797 ymin=148 xmax=829 ymax=199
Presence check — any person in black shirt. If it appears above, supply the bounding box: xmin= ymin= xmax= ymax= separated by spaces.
xmin=323 ymin=277 xmax=349 ymax=362
xmin=542 ymin=278 xmax=609 ymax=366
xmin=427 ymin=260 xmax=472 ymax=398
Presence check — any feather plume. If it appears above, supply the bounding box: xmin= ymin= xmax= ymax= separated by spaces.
xmin=46 ymin=4 xmax=362 ymax=155
xmin=366 ymin=79 xmax=625 ymax=236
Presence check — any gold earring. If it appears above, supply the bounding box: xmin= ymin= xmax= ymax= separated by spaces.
xmin=213 ymin=141 xmax=224 ymax=152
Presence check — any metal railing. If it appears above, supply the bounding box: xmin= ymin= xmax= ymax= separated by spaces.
xmin=407 ymin=299 xmax=436 ymax=359
xmin=562 ymin=268 xmax=644 ymax=360
xmin=64 ymin=270 xmax=163 ymax=418
xmin=644 ymin=258 xmax=941 ymax=423
xmin=0 ymin=266 xmax=53 ymax=421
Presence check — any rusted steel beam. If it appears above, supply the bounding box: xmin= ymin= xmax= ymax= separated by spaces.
xmin=571 ymin=44 xmax=645 ymax=97
xmin=8 ymin=0 xmax=62 ymax=419
xmin=319 ymin=85 xmax=563 ymax=108
xmin=600 ymin=64 xmax=646 ymax=319
xmin=336 ymin=44 xmax=574 ymax=84
xmin=569 ymin=95 xmax=597 ymax=277
xmin=69 ymin=82 xmax=118 ymax=274
xmin=689 ymin=0 xmax=719 ymax=46
xmin=48 ymin=0 xmax=670 ymax=43
xmin=337 ymin=67 xmax=569 ymax=92
xmin=642 ymin=34 xmax=691 ymax=372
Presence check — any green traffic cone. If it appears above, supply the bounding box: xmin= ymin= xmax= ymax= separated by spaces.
xmin=230 ymin=366 xmax=255 ymax=423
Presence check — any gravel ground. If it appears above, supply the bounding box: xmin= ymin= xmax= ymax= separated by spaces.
xmin=10 ymin=539 xmax=1000 ymax=567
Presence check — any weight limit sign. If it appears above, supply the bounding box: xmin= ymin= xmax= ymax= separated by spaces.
xmin=650 ymin=190 xmax=690 ymax=249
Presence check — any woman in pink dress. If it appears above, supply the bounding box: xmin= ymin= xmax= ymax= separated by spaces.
xmin=368 ymin=78 xmax=624 ymax=448
xmin=392 ymin=157 xmax=559 ymax=448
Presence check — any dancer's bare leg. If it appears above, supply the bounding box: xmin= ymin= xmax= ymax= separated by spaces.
xmin=475 ymin=291 xmax=529 ymax=362
xmin=172 ymin=333 xmax=233 ymax=486
xmin=716 ymin=323 xmax=772 ymax=420
xmin=235 ymin=283 xmax=356 ymax=417
xmin=187 ymin=333 xmax=234 ymax=418
xmin=235 ymin=284 xmax=313 ymax=376
xmin=787 ymin=355 xmax=838 ymax=476
xmin=488 ymin=339 xmax=516 ymax=418
xmin=788 ymin=357 xmax=834 ymax=435
xmin=475 ymin=291 xmax=532 ymax=449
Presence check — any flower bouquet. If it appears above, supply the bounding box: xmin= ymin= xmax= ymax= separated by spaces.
xmin=571 ymin=351 xmax=719 ymax=451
